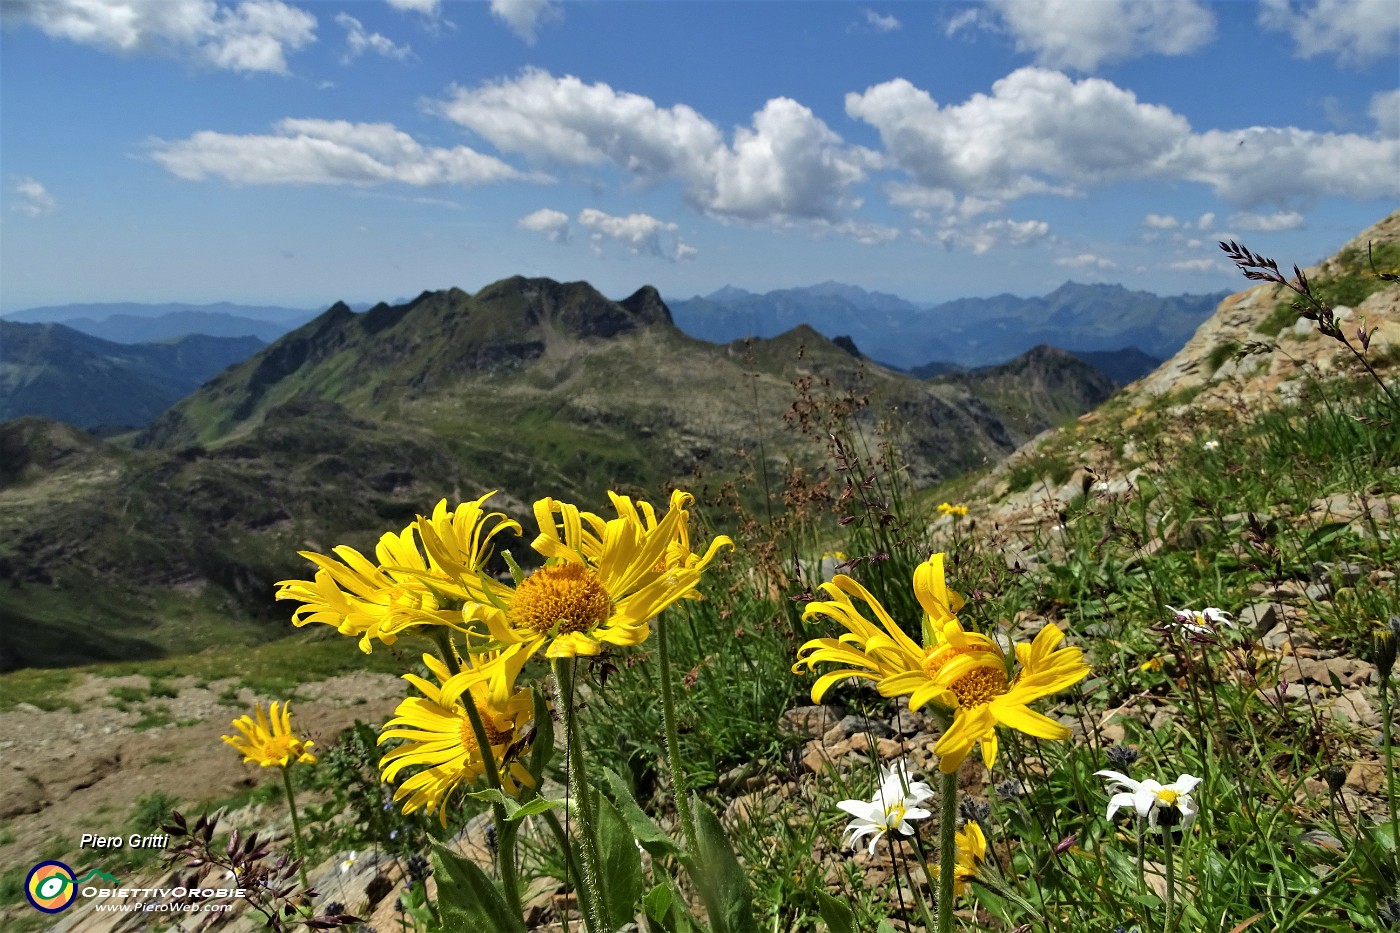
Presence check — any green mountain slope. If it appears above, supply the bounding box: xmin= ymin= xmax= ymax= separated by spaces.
xmin=0 ymin=321 xmax=264 ymax=428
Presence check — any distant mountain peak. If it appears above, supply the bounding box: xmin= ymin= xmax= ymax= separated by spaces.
xmin=705 ymin=285 xmax=755 ymax=303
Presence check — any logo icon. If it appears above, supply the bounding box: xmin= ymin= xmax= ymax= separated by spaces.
xmin=25 ymin=861 xmax=77 ymax=913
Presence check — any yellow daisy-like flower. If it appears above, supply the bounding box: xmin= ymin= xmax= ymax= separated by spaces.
xmin=470 ymin=490 xmax=732 ymax=660
xmin=937 ymin=502 xmax=969 ymax=517
xmin=222 ymin=701 xmax=316 ymax=768
xmin=378 ymin=650 xmax=534 ymax=825
xmin=794 ymin=552 xmax=1090 ymax=773
xmin=275 ymin=493 xmax=520 ymax=652
xmin=942 ymin=821 xmax=987 ymax=897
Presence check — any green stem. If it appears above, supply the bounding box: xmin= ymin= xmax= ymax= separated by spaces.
xmin=657 ymin=613 xmax=698 ymax=855
xmin=937 ymin=769 xmax=959 ymax=933
xmin=1135 ymin=820 xmax=1146 ymax=895
xmin=1162 ymin=824 xmax=1176 ymax=933
xmin=553 ymin=658 xmax=607 ymax=933
xmin=1380 ymin=672 xmax=1400 ymax=894
xmin=430 ymin=630 xmax=522 ymax=916
xmin=279 ymin=766 xmax=311 ymax=895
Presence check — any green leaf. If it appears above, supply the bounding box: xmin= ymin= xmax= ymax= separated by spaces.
xmin=815 ymin=890 xmax=856 ymax=933
xmin=460 ymin=787 xmax=561 ymax=821
xmin=528 ymin=685 xmax=554 ymax=780
xmin=429 ymin=841 xmax=526 ymax=933
xmin=1301 ymin=522 xmax=1349 ymax=552
xmin=600 ymin=767 xmax=680 ymax=857
xmin=596 ymin=790 xmax=645 ymax=931
xmin=688 ymin=796 xmax=759 ymax=933
xmin=643 ymin=878 xmax=706 ymax=933
xmin=876 ymin=921 xmax=898 ymax=933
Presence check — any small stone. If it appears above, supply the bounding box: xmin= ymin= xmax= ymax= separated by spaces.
xmin=835 ymin=714 xmax=894 ymax=739
xmin=1311 ymin=561 xmax=1364 ymax=586
xmin=1304 ymin=583 xmax=1332 ymax=601
xmin=779 ymin=705 xmax=844 ymax=740
xmin=1345 ymin=760 xmax=1385 ymax=794
xmin=1327 ymin=688 xmax=1379 ymax=727
xmin=1237 ymin=603 xmax=1281 ymax=635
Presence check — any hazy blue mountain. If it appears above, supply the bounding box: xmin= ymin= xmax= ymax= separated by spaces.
xmin=54 ymin=311 xmax=302 ymax=344
xmin=5 ymin=300 xmax=317 ymax=325
xmin=668 ymin=281 xmax=1225 ymax=368
xmin=1 ymin=321 xmax=264 ymax=429
xmin=1067 ymin=347 xmax=1163 ymax=386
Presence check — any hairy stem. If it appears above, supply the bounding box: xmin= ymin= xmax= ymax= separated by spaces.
xmin=553 ymin=658 xmax=607 ymax=933
xmin=658 ymin=613 xmax=699 ymax=855
xmin=937 ymin=768 xmax=959 ymax=933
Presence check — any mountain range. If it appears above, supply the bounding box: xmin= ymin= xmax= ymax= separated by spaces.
xmin=668 ymin=281 xmax=1225 ymax=369
xmin=0 ymin=322 xmax=265 ymax=430
xmin=0 ymin=278 xmax=1116 ymax=669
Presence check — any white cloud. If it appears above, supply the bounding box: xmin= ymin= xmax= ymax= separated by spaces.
xmin=11 ymin=177 xmax=56 ymax=216
xmin=944 ymin=8 xmax=985 ymax=38
xmin=577 ymin=208 xmax=694 ymax=261
xmin=1228 ymin=210 xmax=1306 ymax=231
xmin=435 ymin=69 xmax=872 ymax=225
xmin=386 ymin=0 xmax=439 ymax=14
xmin=336 ymin=13 xmax=409 ymax=61
xmin=3 ymin=0 xmax=317 ymax=73
xmin=847 ymin=68 xmax=1188 ymax=206
xmin=1143 ymin=213 xmax=1181 ymax=229
xmin=1169 ymin=258 xmax=1226 ymax=272
xmin=974 ymin=0 xmax=1216 ymax=71
xmin=518 ymin=207 xmax=570 ymax=243
xmin=1195 ymin=212 xmax=1215 ymax=230
xmin=918 ymin=217 xmax=1051 ymax=254
xmin=1259 ymin=0 xmax=1400 ymax=66
xmin=848 ymin=67 xmax=1400 ymax=214
xmin=151 ymin=118 xmax=548 ymax=187
xmin=864 ymin=10 xmax=901 ymax=32
xmin=1372 ymin=89 xmax=1400 ymax=139
xmin=1057 ymin=253 xmax=1116 ymax=269
xmin=490 ymin=0 xmax=559 ymax=44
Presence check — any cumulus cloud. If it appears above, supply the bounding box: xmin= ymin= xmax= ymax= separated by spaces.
xmin=2 ymin=0 xmax=317 ymax=73
xmin=1169 ymin=258 xmax=1226 ymax=272
xmin=577 ymin=208 xmax=694 ymax=261
xmin=951 ymin=0 xmax=1216 ymax=71
xmin=490 ymin=0 xmax=560 ymax=44
xmin=150 ymin=118 xmax=548 ymax=187
xmin=11 ymin=177 xmax=56 ymax=216
xmin=917 ymin=217 xmax=1051 ymax=254
xmin=1057 ymin=253 xmax=1116 ymax=269
xmin=864 ymin=10 xmax=901 ymax=32
xmin=1143 ymin=213 xmax=1181 ymax=229
xmin=1229 ymin=210 xmax=1305 ymax=231
xmin=1259 ymin=0 xmax=1400 ymax=66
xmin=1372 ymin=88 xmax=1400 ymax=139
xmin=435 ymin=69 xmax=873 ymax=225
xmin=386 ymin=0 xmax=439 ymax=14
xmin=848 ymin=67 xmax=1400 ymax=214
xmin=518 ymin=207 xmax=571 ymax=243
xmin=336 ymin=13 xmax=409 ymax=61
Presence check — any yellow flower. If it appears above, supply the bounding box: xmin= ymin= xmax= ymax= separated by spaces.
xmin=275 ymin=493 xmax=520 ymax=652
xmin=937 ymin=502 xmax=969 ymax=517
xmin=223 ymin=701 xmax=316 ymax=768
xmin=942 ymin=820 xmax=987 ymax=897
xmin=794 ymin=553 xmax=1089 ymax=773
xmin=471 ymin=490 xmax=732 ymax=659
xmin=378 ymin=649 xmax=534 ymax=825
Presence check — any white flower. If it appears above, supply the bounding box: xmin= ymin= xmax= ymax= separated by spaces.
xmin=836 ymin=761 xmax=934 ymax=855
xmin=1202 ymin=440 xmax=1220 ymax=451
xmin=1096 ymin=770 xmax=1201 ymax=831
xmin=339 ymin=850 xmax=359 ymax=874
xmin=1164 ymin=605 xmax=1233 ymax=638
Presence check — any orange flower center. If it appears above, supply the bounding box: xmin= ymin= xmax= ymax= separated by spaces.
xmin=920 ymin=644 xmax=985 ymax=679
xmin=458 ymin=704 xmax=515 ymax=753
xmin=948 ymin=665 xmax=1009 ymax=709
xmin=510 ymin=562 xmax=613 ymax=636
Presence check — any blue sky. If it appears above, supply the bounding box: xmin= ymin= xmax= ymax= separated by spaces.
xmin=1 ymin=0 xmax=1397 ymax=313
